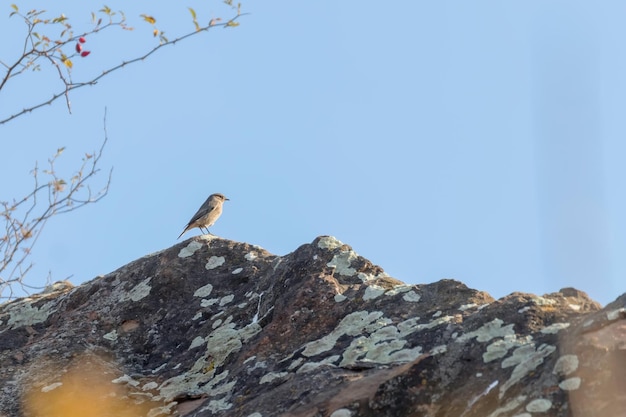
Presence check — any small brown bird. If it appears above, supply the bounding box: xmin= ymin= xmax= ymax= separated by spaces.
xmin=178 ymin=193 xmax=229 ymax=239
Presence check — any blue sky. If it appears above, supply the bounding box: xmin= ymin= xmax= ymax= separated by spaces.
xmin=1 ymin=1 xmax=625 ymax=305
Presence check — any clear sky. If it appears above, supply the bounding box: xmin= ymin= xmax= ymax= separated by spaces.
xmin=1 ymin=1 xmax=625 ymax=305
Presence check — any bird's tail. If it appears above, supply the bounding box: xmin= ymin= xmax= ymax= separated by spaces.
xmin=177 ymin=227 xmax=189 ymax=239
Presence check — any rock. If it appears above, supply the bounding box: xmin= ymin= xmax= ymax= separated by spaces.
xmin=0 ymin=235 xmax=623 ymax=416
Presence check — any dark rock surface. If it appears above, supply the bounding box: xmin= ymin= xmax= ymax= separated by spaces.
xmin=0 ymin=235 xmax=624 ymax=416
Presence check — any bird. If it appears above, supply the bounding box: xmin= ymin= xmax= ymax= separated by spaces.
xmin=178 ymin=193 xmax=229 ymax=239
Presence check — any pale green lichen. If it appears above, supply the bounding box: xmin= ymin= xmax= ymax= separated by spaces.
xmin=357 ymin=271 xmax=391 ymax=282
xmin=327 ymin=251 xmax=358 ymax=276
xmin=483 ymin=335 xmax=533 ymax=363
xmin=531 ymin=296 xmax=557 ymax=306
xmin=340 ymin=336 xmax=422 ymax=366
xmin=201 ymin=298 xmax=220 ymax=307
xmin=457 ymin=318 xmax=515 ymax=343
xmin=119 ymin=277 xmax=152 ymax=302
xmin=103 ymin=330 xmax=118 ymax=341
xmin=288 ymin=358 xmax=304 ymax=370
xmin=142 ymin=381 xmax=159 ymax=391
xmin=148 ymin=404 xmax=177 ymax=417
xmin=301 ymin=311 xmax=387 ymax=357
xmin=540 ymin=323 xmax=570 ymax=334
xmin=317 ymin=236 xmax=345 ymax=250
xmin=178 ymin=241 xmax=203 ymax=258
xmin=330 ymin=409 xmax=353 ymax=417
xmin=189 ymin=336 xmax=205 ymax=350
xmin=525 ymin=398 xmax=552 ymax=412
xmin=430 ymin=345 xmax=447 ymax=355
xmin=301 ymin=310 xmax=450 ymax=368
xmin=363 ymin=286 xmax=386 ymax=300
xmin=219 ymin=294 xmax=234 ymax=306
xmin=415 ymin=315 xmax=454 ymax=331
xmin=553 ymin=354 xmax=578 ymax=375
xmin=200 ymin=395 xmax=234 ymax=413
xmin=158 ymin=322 xmax=261 ymax=402
xmin=259 ymin=372 xmax=288 ymax=384
xmin=5 ymin=299 xmax=57 ymax=329
xmin=397 ymin=317 xmax=421 ymax=333
xmin=500 ymin=343 xmax=556 ymax=398
xmin=559 ymin=377 xmax=581 ymax=391
xmin=402 ymin=291 xmax=421 ymax=302
xmin=206 ymin=256 xmax=226 ymax=270
xmin=296 ymin=355 xmax=340 ymax=373
xmin=112 ymin=374 xmax=140 ymax=386
xmin=334 ymin=294 xmax=347 ymax=303
xmin=486 ymin=395 xmax=527 ymax=417
xmin=384 ymin=285 xmax=413 ymax=296
xmin=194 ymin=283 xmax=213 ymax=298
xmin=206 ymin=324 xmax=260 ymax=368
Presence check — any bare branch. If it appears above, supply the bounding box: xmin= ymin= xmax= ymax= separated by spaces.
xmin=0 ymin=9 xmax=248 ymax=125
xmin=0 ymin=110 xmax=112 ymax=300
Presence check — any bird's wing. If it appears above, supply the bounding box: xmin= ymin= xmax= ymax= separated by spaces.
xmin=186 ymin=196 xmax=219 ymax=225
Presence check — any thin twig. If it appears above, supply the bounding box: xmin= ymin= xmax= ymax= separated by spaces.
xmin=0 ymin=13 xmax=248 ymax=125
xmin=0 ymin=110 xmax=112 ymax=300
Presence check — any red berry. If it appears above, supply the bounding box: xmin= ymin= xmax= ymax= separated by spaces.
xmin=75 ymin=43 xmax=82 ymax=53
xmin=79 ymin=37 xmax=86 ymax=43
xmin=80 ymin=50 xmax=91 ymax=57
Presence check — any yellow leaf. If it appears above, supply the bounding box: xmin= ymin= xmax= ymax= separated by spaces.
xmin=225 ymin=21 xmax=239 ymax=28
xmin=11 ymin=4 xmax=18 ymax=12
xmin=141 ymin=14 xmax=156 ymax=25
xmin=64 ymin=58 xmax=73 ymax=69
xmin=188 ymin=7 xmax=196 ymax=20
xmin=53 ymin=179 xmax=67 ymax=192
xmin=153 ymin=28 xmax=158 ymax=37
xmin=52 ymin=14 xmax=67 ymax=23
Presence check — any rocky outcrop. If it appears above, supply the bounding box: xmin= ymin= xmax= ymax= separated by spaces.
xmin=0 ymin=236 xmax=624 ymax=416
